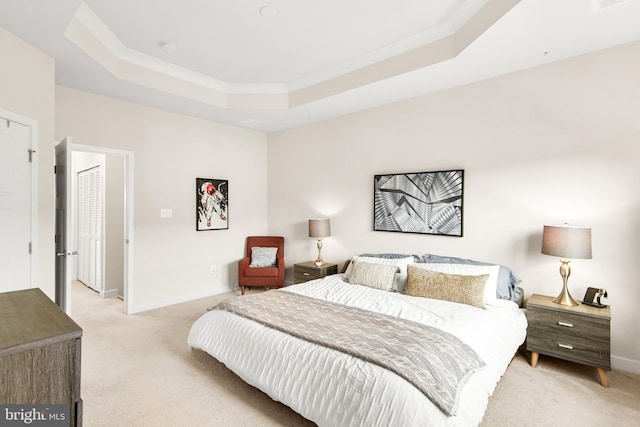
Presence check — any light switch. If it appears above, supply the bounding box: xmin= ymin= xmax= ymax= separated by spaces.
xmin=160 ymin=209 xmax=173 ymax=218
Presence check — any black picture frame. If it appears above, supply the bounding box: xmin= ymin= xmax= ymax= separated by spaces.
xmin=373 ymin=169 xmax=464 ymax=236
xmin=196 ymin=178 xmax=228 ymax=231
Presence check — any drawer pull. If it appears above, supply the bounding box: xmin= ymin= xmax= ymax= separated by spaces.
xmin=558 ymin=343 xmax=574 ymax=350
xmin=558 ymin=321 xmax=573 ymax=328
xmin=303 ymin=272 xmax=310 ymax=276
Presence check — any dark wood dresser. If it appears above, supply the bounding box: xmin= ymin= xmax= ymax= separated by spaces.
xmin=0 ymin=288 xmax=82 ymax=425
xmin=526 ymin=293 xmax=610 ymax=387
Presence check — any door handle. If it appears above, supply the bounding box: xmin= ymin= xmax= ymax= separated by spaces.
xmin=57 ymin=251 xmax=78 ymax=257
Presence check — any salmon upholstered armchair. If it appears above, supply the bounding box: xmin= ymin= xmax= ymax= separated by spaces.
xmin=238 ymin=236 xmax=285 ymax=295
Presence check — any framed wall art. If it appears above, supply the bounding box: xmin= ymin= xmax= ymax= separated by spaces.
xmin=196 ymin=178 xmax=228 ymax=231
xmin=373 ymin=169 xmax=464 ymax=237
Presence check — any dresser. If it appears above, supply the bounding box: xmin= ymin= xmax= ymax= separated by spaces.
xmin=526 ymin=293 xmax=610 ymax=387
xmin=294 ymin=261 xmax=338 ymax=284
xmin=0 ymin=288 xmax=83 ymax=425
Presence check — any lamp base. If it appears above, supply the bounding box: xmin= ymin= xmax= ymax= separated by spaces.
xmin=552 ymin=287 xmax=579 ymax=306
xmin=315 ymin=238 xmax=323 ymax=267
xmin=552 ymin=258 xmax=579 ymax=306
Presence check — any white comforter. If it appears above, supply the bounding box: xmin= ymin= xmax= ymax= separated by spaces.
xmin=188 ymin=275 xmax=527 ymax=427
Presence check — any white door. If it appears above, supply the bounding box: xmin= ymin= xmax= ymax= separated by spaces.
xmin=77 ymin=165 xmax=102 ymax=292
xmin=0 ymin=118 xmax=32 ymax=292
xmin=55 ymin=137 xmax=75 ymax=312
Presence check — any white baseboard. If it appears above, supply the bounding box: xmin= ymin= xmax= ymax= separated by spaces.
xmin=612 ymin=355 xmax=640 ymax=374
xmin=128 ymin=288 xmax=222 ymax=314
xmin=101 ymin=289 xmax=118 ymax=299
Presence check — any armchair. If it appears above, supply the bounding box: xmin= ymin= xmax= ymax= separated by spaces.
xmin=238 ymin=236 xmax=285 ymax=295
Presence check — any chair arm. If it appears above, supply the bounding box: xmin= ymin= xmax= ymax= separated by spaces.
xmin=238 ymin=257 xmax=250 ymax=272
xmin=277 ymin=257 xmax=285 ymax=281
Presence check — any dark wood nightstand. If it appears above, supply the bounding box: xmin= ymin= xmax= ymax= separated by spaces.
xmin=294 ymin=261 xmax=338 ymax=284
xmin=526 ymin=293 xmax=611 ymax=387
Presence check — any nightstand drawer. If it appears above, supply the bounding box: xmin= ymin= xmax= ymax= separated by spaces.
xmin=293 ymin=262 xmax=338 ymax=284
xmin=527 ymin=306 xmax=609 ymax=343
xmin=527 ymin=328 xmax=610 ymax=369
xmin=527 ymin=328 xmax=611 ymax=370
xmin=294 ymin=266 xmax=322 ymax=282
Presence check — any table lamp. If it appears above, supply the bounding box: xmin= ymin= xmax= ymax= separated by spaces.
xmin=309 ymin=218 xmax=331 ymax=267
xmin=541 ymin=224 xmax=592 ymax=306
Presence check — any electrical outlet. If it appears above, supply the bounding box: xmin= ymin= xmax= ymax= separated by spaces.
xmin=210 ymin=264 xmax=217 ymax=274
xmin=160 ymin=208 xmax=173 ymax=218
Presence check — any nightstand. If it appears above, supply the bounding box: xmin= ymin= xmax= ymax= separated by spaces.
xmin=526 ymin=293 xmax=611 ymax=387
xmin=294 ymin=261 xmax=338 ymax=284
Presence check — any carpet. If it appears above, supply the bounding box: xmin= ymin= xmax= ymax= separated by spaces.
xmin=71 ymin=282 xmax=639 ymax=426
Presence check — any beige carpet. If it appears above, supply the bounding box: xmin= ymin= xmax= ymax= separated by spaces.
xmin=71 ymin=282 xmax=640 ymax=427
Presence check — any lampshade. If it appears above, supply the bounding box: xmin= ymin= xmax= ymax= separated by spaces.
xmin=541 ymin=225 xmax=592 ymax=259
xmin=309 ymin=218 xmax=331 ymax=266
xmin=309 ymin=218 xmax=331 ymax=238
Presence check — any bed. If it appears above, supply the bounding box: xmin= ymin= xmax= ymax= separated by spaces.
xmin=188 ymin=254 xmax=527 ymax=426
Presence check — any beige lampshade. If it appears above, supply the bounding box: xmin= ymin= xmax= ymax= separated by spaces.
xmin=541 ymin=225 xmax=592 ymax=259
xmin=309 ymin=218 xmax=331 ymax=238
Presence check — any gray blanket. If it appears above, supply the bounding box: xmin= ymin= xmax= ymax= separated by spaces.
xmin=217 ymin=290 xmax=485 ymax=416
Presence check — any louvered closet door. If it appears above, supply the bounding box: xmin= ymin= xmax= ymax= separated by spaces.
xmin=77 ymin=166 xmax=102 ymax=291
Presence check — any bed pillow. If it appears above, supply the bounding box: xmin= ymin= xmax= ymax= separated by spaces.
xmin=348 ymin=261 xmax=400 ymax=292
xmin=411 ymin=263 xmax=500 ymax=306
xmin=345 ymin=255 xmax=415 ymax=292
xmin=405 ymin=265 xmax=488 ymax=309
xmin=358 ymin=253 xmax=421 ymax=261
xmin=421 ymin=253 xmax=522 ymax=303
xmin=249 ymin=247 xmax=278 ymax=267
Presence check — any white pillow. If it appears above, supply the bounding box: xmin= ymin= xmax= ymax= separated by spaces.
xmin=345 ymin=256 xmax=414 ymax=292
xmin=411 ymin=263 xmax=500 ymax=305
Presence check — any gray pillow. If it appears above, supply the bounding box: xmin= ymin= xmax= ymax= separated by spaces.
xmin=348 ymin=260 xmax=400 ymax=291
xmin=359 ymin=253 xmax=421 ymax=262
xmin=250 ymin=247 xmax=278 ymax=267
xmin=345 ymin=255 xmax=414 ymax=292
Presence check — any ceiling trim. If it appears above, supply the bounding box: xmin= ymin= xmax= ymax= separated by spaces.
xmin=63 ymin=0 xmax=520 ymax=110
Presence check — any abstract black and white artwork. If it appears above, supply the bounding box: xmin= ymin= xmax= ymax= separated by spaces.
xmin=374 ymin=170 xmax=464 ymax=236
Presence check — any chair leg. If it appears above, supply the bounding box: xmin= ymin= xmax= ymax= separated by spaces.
xmin=241 ymin=286 xmax=245 ymax=295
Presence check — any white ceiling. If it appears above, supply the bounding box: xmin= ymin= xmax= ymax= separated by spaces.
xmin=1 ymin=0 xmax=639 ymax=133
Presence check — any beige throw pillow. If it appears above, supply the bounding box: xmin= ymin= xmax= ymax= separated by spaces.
xmin=405 ymin=265 xmax=488 ymax=309
xmin=345 ymin=255 xmax=415 ymax=292
xmin=349 ymin=261 xmax=400 ymax=292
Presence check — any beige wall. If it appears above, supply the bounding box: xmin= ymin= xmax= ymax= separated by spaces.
xmin=268 ymin=41 xmax=640 ymax=372
xmin=0 ymin=26 xmax=55 ymax=298
xmin=56 ymin=86 xmax=268 ymax=312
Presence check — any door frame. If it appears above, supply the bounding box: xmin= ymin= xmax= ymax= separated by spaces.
xmin=0 ymin=108 xmax=38 ymax=289
xmin=70 ymin=143 xmax=135 ymax=314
